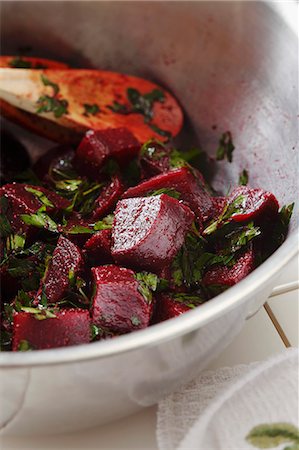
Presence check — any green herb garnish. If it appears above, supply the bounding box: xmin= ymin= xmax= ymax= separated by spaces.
xmin=83 ymin=103 xmax=100 ymax=117
xmin=20 ymin=211 xmax=58 ymax=232
xmin=25 ymin=186 xmax=54 ymax=208
xmin=135 ymin=271 xmax=158 ymax=303
xmin=147 ymin=187 xmax=181 ymax=199
xmin=93 ymin=214 xmax=114 ymax=231
xmin=36 ymin=74 xmax=68 ymax=118
xmin=21 ymin=306 xmax=56 ymax=320
xmin=216 ymin=131 xmax=235 ymax=162
xmin=9 ymin=57 xmax=32 ymax=68
xmin=18 ymin=340 xmax=34 ymax=351
xmin=203 ymin=195 xmax=245 ymax=235
xmin=108 ymin=87 xmax=171 ymax=139
xmin=239 ymin=169 xmax=249 ymax=186
xmin=173 ymin=293 xmax=205 ymax=308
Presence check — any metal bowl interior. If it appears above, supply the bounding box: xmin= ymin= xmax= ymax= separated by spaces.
xmin=0 ymin=1 xmax=298 ymax=368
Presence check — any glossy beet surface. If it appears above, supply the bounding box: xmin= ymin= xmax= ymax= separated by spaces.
xmin=91 ymin=265 xmax=153 ymax=333
xmin=35 ymin=236 xmax=83 ymax=304
xmin=122 ymin=167 xmax=214 ymax=226
xmin=112 ymin=194 xmax=194 ymax=271
xmin=74 ymin=128 xmax=140 ymax=179
xmin=83 ymin=229 xmax=113 ymax=266
xmin=0 ymin=183 xmax=69 ymax=234
xmin=92 ymin=175 xmax=124 ymax=220
xmin=203 ymin=248 xmax=255 ymax=287
xmin=12 ymin=309 xmax=90 ymax=350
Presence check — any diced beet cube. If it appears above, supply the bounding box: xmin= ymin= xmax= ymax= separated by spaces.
xmin=112 ymin=194 xmax=194 ymax=271
xmin=140 ymin=142 xmax=173 ymax=179
xmin=92 ymin=175 xmax=124 ymax=220
xmin=35 ymin=236 xmax=83 ymax=304
xmin=74 ymin=128 xmax=140 ymax=179
xmin=154 ymin=293 xmax=192 ymax=322
xmin=83 ymin=229 xmax=113 ymax=265
xmin=227 ymin=186 xmax=279 ymax=223
xmin=122 ymin=167 xmax=214 ymax=225
xmin=203 ymin=247 xmax=255 ymax=287
xmin=33 ymin=145 xmax=75 ymax=181
xmin=0 ymin=183 xmax=69 ymax=234
xmin=91 ymin=265 xmax=154 ymax=332
xmin=12 ymin=308 xmax=90 ymax=350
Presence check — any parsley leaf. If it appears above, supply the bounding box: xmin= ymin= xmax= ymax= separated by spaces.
xmin=5 ymin=234 xmax=26 ymax=254
xmin=25 ymin=186 xmax=54 ymax=208
xmin=107 ymin=87 xmax=171 ymax=139
xmin=131 ymin=315 xmax=141 ymax=326
xmin=36 ymin=96 xmax=68 ymax=118
xmin=18 ymin=340 xmax=34 ymax=351
xmin=203 ymin=195 xmax=245 ymax=235
xmin=9 ymin=57 xmax=32 ymax=68
xmin=220 ymin=222 xmax=260 ymax=255
xmin=173 ymin=293 xmax=205 ymax=308
xmin=135 ymin=271 xmax=158 ymax=303
xmin=216 ymin=131 xmax=235 ymax=162
xmin=83 ymin=103 xmax=100 ymax=117
xmin=40 ymin=74 xmax=59 ymax=96
xmin=36 ymin=75 xmax=68 ymax=118
xmin=20 ymin=211 xmax=58 ymax=232
xmin=272 ymin=203 xmax=294 ymax=247
xmin=21 ymin=306 xmax=56 ymax=320
xmin=147 ymin=188 xmax=181 ymax=199
xmin=239 ymin=169 xmax=249 ymax=186
xmin=93 ymin=214 xmax=114 ymax=231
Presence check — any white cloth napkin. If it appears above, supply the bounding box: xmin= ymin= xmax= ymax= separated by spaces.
xmin=157 ymin=348 xmax=299 ymax=450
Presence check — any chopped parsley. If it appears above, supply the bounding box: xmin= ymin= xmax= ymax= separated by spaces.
xmin=135 ymin=271 xmax=158 ymax=303
xmin=18 ymin=340 xmax=34 ymax=351
xmin=21 ymin=306 xmax=56 ymax=320
xmin=25 ymin=186 xmax=54 ymax=208
xmin=36 ymin=74 xmax=68 ymax=118
xmin=21 ymin=211 xmax=58 ymax=232
xmin=216 ymin=131 xmax=235 ymax=162
xmin=203 ymin=195 xmax=245 ymax=235
xmin=93 ymin=214 xmax=114 ymax=231
xmin=131 ymin=315 xmax=141 ymax=326
xmin=147 ymin=188 xmax=181 ymax=199
xmin=108 ymin=87 xmax=171 ymax=139
xmin=9 ymin=57 xmax=32 ymax=68
xmin=83 ymin=103 xmax=100 ymax=117
xmin=239 ymin=169 xmax=249 ymax=186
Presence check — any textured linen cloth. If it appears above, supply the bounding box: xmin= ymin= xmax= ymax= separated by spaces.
xmin=157 ymin=348 xmax=299 ymax=450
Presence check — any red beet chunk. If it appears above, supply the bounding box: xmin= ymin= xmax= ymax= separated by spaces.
xmin=91 ymin=265 xmax=154 ymax=332
xmin=83 ymin=229 xmax=113 ymax=265
xmin=122 ymin=167 xmax=214 ymax=225
xmin=155 ymin=294 xmax=191 ymax=323
xmin=12 ymin=309 xmax=90 ymax=350
xmin=74 ymin=128 xmax=140 ymax=179
xmin=140 ymin=142 xmax=173 ymax=179
xmin=228 ymin=186 xmax=279 ymax=223
xmin=203 ymin=248 xmax=255 ymax=287
xmin=92 ymin=175 xmax=124 ymax=220
xmin=112 ymin=194 xmax=194 ymax=271
xmin=36 ymin=236 xmax=83 ymax=304
xmin=0 ymin=183 xmax=69 ymax=233
xmin=33 ymin=145 xmax=75 ymax=180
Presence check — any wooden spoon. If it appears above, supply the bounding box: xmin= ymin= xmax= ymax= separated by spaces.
xmin=0 ymin=68 xmax=183 ymax=143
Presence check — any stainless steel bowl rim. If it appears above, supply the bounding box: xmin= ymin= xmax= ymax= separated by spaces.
xmin=1 ymin=230 xmax=298 ymax=368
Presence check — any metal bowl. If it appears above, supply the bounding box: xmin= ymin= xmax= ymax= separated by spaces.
xmin=0 ymin=1 xmax=298 ymax=436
